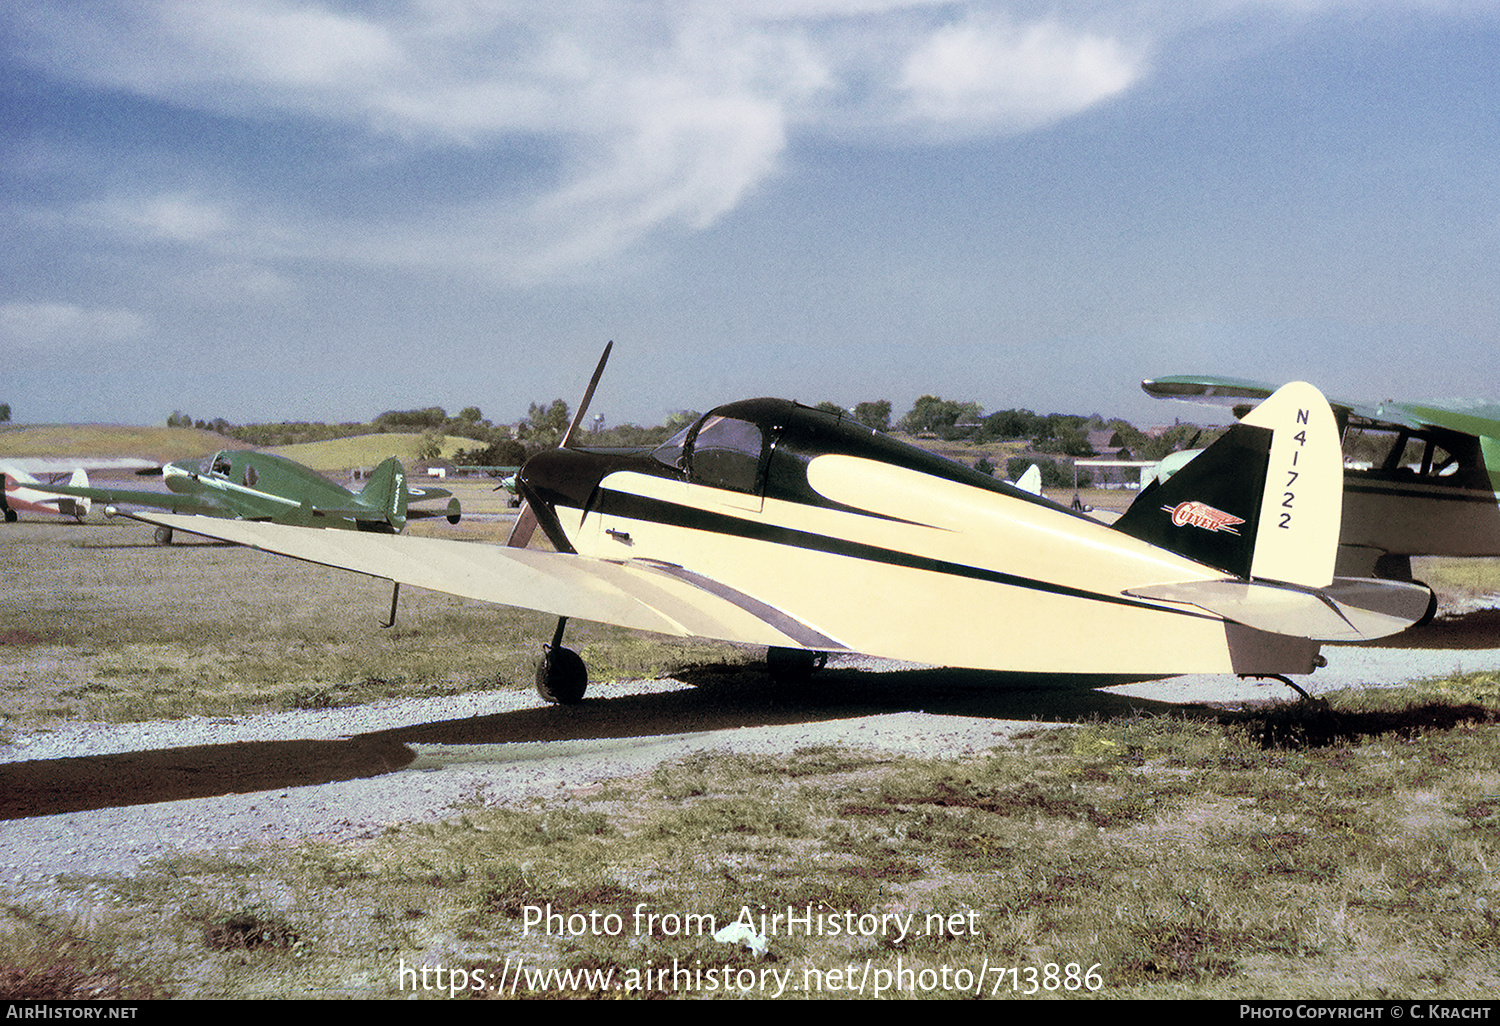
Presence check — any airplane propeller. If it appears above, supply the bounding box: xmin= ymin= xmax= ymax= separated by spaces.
xmin=507 ymin=341 xmax=613 ymax=704
xmin=506 ymin=340 xmax=613 ymax=550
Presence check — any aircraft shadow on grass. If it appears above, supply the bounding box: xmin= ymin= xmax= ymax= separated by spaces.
xmin=4 ymin=653 xmax=1494 ymax=821
xmin=0 ymin=665 xmax=1200 ymax=821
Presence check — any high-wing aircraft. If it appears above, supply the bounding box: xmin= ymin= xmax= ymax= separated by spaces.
xmin=1 ymin=464 xmax=92 ymax=522
xmin=1142 ymin=375 xmax=1500 ymax=583
xmin=113 ymin=353 xmax=1431 ymax=704
xmin=43 ymin=450 xmax=461 ymax=544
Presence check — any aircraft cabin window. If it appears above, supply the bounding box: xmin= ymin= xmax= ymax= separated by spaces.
xmin=211 ymin=454 xmax=232 ymax=476
xmin=1343 ymin=424 xmax=1476 ymax=486
xmin=689 ymin=416 xmax=766 ymax=494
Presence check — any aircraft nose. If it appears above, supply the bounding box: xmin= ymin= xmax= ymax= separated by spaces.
xmin=516 ymin=449 xmax=607 ymax=511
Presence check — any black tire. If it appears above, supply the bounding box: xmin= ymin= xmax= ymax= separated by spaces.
xmin=536 ymin=645 xmax=588 ymax=704
xmin=154 ymin=525 xmax=173 ymax=545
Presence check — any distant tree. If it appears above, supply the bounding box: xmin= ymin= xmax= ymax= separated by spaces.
xmin=375 ymin=407 xmax=448 ymax=431
xmin=899 ymin=395 xmax=981 ymax=438
xmin=974 ymin=456 xmax=996 ymax=476
xmin=453 ymin=438 xmax=527 ymax=467
xmin=815 ymin=401 xmax=847 ymax=417
xmin=1037 ymin=426 xmax=1095 ymax=457
xmin=1135 ymin=423 xmax=1216 ymax=461
xmin=1007 ymin=456 xmax=1088 ymax=489
xmin=853 ymin=400 xmax=891 ymax=432
xmin=416 ymin=429 xmax=445 ymax=462
xmin=517 ymin=399 xmax=571 ymax=447
xmin=459 ymin=406 xmax=483 ymax=423
xmin=167 ymin=411 xmax=192 ymax=428
xmin=0 ymin=403 xmax=10 ymax=422
xmin=975 ymin=408 xmax=1038 ymax=440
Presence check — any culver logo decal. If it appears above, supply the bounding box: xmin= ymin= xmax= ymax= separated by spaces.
xmin=1163 ymin=500 xmax=1244 ymax=535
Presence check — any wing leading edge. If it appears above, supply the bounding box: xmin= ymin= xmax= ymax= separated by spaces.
xmin=114 ymin=510 xmax=843 ymax=652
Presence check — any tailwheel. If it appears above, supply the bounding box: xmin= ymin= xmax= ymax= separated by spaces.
xmin=766 ymin=647 xmax=827 ymax=681
xmin=536 ymin=644 xmax=588 ymax=704
xmin=153 ymin=525 xmax=174 ymax=545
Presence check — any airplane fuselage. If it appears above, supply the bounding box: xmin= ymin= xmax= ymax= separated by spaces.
xmin=518 ymin=399 xmax=1320 ymax=676
xmin=1339 ymin=470 xmax=1500 ymax=571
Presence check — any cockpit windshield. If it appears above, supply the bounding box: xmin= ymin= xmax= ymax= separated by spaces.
xmin=648 ymin=414 xmax=769 ymax=494
xmin=650 ymin=424 xmax=694 ymax=470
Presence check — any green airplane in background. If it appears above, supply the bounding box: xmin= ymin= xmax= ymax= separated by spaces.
xmin=43 ymin=450 xmax=460 ymax=544
xmin=1142 ymin=375 xmax=1500 ymax=583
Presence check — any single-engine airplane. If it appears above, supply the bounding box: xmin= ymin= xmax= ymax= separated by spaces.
xmin=1142 ymin=375 xmax=1500 ymax=583
xmin=43 ymin=450 xmax=461 ymax=544
xmin=1 ymin=464 xmax=92 ymax=522
xmin=112 ymin=349 xmax=1432 ymax=704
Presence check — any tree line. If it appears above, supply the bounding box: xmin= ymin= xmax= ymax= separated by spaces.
xmin=166 ymin=394 xmax=1210 ymax=470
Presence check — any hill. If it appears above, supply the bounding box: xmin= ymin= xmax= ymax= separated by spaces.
xmin=0 ymin=425 xmax=234 ymax=463
xmin=265 ymin=433 xmax=473 ymax=472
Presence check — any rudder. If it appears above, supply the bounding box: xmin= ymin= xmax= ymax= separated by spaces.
xmin=358 ymin=457 xmax=410 ymax=532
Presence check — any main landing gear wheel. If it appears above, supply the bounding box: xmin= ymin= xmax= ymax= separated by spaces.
xmin=766 ymin=647 xmax=827 ymax=681
xmin=153 ymin=525 xmax=174 ymax=545
xmin=536 ymin=644 xmax=588 ymax=704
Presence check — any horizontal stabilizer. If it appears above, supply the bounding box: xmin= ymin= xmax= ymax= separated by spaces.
xmin=1126 ymin=576 xmax=1434 ymax=641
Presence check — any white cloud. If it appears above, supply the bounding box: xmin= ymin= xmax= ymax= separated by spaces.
xmin=4 ymin=2 xmax=1162 ymax=276
xmin=0 ymin=302 xmax=149 ymax=352
xmin=898 ymin=15 xmax=1146 ymax=134
xmin=86 ymin=194 xmax=235 ymax=243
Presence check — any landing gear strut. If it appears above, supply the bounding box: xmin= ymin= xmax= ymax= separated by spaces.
xmin=536 ymin=617 xmax=587 ymax=704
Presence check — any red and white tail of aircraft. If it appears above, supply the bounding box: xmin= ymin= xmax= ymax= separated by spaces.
xmin=1 ymin=464 xmax=92 ymax=522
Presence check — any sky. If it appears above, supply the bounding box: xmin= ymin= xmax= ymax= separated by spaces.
xmin=4 ymin=0 xmax=1499 ymax=433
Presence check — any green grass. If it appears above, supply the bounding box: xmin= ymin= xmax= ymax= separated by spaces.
xmin=0 ymin=520 xmax=747 ymax=730
xmin=4 ymin=480 xmax=1500 ymax=998
xmin=3 ymin=680 xmax=1497 ymax=998
xmin=0 ymin=424 xmax=230 ymax=462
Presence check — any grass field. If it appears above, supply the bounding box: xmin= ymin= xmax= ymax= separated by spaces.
xmin=0 ymin=424 xmax=233 ymax=463
xmin=2 ymin=516 xmax=1499 ymax=998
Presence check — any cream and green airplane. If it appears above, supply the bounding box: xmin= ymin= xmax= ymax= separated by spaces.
xmin=43 ymin=449 xmax=460 ymax=544
xmin=1143 ymin=376 xmax=1500 ymax=586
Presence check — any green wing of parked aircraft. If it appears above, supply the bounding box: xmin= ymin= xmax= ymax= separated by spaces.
xmin=1142 ymin=375 xmax=1500 ymax=578
xmin=43 ymin=450 xmax=460 ymax=544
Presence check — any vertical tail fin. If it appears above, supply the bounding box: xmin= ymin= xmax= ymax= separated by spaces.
xmin=358 ymin=457 xmax=410 ymax=533
xmin=1114 ymin=381 xmax=1341 ymax=587
xmin=68 ymin=468 xmax=92 ymax=516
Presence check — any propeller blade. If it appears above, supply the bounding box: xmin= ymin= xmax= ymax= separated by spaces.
xmin=560 ymin=340 xmax=612 ymax=449
xmin=506 ymin=500 xmax=539 ymax=548
xmin=507 ymin=342 xmax=613 ymax=549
